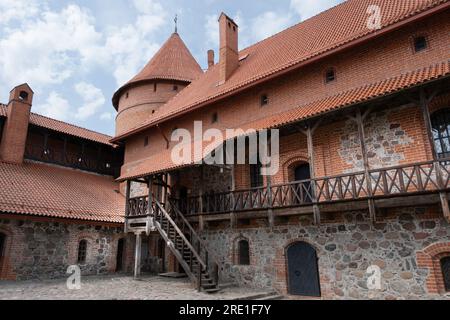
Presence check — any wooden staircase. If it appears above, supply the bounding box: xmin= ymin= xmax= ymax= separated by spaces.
xmin=152 ymin=199 xmax=221 ymax=293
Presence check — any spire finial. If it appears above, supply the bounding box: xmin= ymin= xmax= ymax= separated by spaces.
xmin=174 ymin=14 xmax=178 ymax=33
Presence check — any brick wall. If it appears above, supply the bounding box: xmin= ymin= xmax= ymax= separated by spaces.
xmin=116 ymin=80 xmax=188 ymax=136
xmin=120 ymin=10 xmax=450 ymax=178
xmin=203 ymin=207 xmax=450 ymax=299
xmin=0 ymin=216 xmax=133 ymax=280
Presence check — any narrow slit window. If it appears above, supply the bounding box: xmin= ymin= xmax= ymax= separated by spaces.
xmin=325 ymin=68 xmax=336 ymax=83
xmin=77 ymin=240 xmax=87 ymax=264
xmin=238 ymin=240 xmax=250 ymax=265
xmin=261 ymin=94 xmax=269 ymax=106
xmin=144 ymin=136 xmax=149 ymax=147
xmin=414 ymin=36 xmax=428 ymax=52
xmin=212 ymin=112 xmax=218 ymax=124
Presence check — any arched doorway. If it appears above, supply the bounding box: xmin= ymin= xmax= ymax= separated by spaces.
xmin=291 ymin=163 xmax=312 ymax=204
xmin=116 ymin=238 xmax=125 ymax=272
xmin=286 ymin=241 xmax=321 ymax=297
xmin=0 ymin=233 xmax=6 ymax=275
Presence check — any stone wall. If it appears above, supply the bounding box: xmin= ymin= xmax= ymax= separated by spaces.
xmin=202 ymin=208 xmax=450 ymax=299
xmin=0 ymin=217 xmax=133 ymax=280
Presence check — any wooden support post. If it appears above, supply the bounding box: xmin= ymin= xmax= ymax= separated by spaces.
xmin=355 ymin=108 xmax=377 ymax=222
xmin=147 ymin=175 xmax=154 ymax=234
xmin=267 ymin=175 xmax=275 ymax=229
xmin=418 ymin=88 xmax=450 ymax=222
xmin=230 ymin=165 xmax=237 ymax=229
xmin=198 ymin=166 xmax=205 ymax=232
xmin=124 ymin=180 xmax=131 ymax=234
xmin=134 ymin=232 xmax=142 ymax=279
xmin=301 ymin=121 xmax=321 ymax=225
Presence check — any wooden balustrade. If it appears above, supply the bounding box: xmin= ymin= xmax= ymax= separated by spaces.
xmin=126 ymin=160 xmax=450 ymax=218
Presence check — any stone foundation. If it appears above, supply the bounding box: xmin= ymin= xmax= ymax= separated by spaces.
xmin=202 ymin=208 xmax=450 ymax=299
xmin=0 ymin=217 xmax=133 ymax=280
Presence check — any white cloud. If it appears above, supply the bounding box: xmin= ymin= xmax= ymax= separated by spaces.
xmin=250 ymin=11 xmax=292 ymax=42
xmin=0 ymin=0 xmax=41 ymax=25
xmin=34 ymin=92 xmax=71 ymax=122
xmin=100 ymin=112 xmax=113 ymax=121
xmin=290 ymin=0 xmax=343 ymax=21
xmin=0 ymin=5 xmax=102 ymax=91
xmin=205 ymin=14 xmax=219 ymax=50
xmin=74 ymin=82 xmax=106 ymax=120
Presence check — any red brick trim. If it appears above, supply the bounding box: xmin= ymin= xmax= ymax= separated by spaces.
xmin=273 ymin=238 xmax=328 ymax=298
xmin=417 ymin=242 xmax=450 ymax=295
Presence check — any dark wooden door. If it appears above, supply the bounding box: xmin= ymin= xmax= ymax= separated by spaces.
xmin=287 ymin=242 xmax=321 ymax=297
xmin=441 ymin=257 xmax=450 ymax=292
xmin=116 ymin=238 xmax=125 ymax=272
xmin=294 ymin=164 xmax=312 ymax=203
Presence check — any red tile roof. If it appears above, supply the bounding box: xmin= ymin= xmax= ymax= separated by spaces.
xmin=117 ymin=59 xmax=450 ymax=181
xmin=112 ymin=0 xmax=450 ymax=142
xmin=0 ymin=104 xmax=115 ymax=146
xmin=112 ymin=33 xmax=203 ymax=109
xmin=0 ymin=161 xmax=125 ymax=223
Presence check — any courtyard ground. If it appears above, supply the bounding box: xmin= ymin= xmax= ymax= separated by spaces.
xmin=0 ymin=274 xmax=276 ymax=300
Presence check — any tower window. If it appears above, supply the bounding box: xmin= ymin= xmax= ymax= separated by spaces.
xmin=260 ymin=94 xmax=269 ymax=106
xmin=238 ymin=240 xmax=250 ymax=265
xmin=19 ymin=91 xmax=29 ymax=101
xmin=413 ymin=36 xmax=428 ymax=52
xmin=77 ymin=240 xmax=87 ymax=264
xmin=212 ymin=112 xmax=218 ymax=124
xmin=144 ymin=136 xmax=149 ymax=147
xmin=173 ymin=85 xmax=178 ymax=91
xmin=325 ymin=68 xmax=336 ymax=83
xmin=125 ymin=92 xmax=129 ymax=99
xmin=153 ymin=83 xmax=157 ymax=92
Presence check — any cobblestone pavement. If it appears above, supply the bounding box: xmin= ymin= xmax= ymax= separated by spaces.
xmin=0 ymin=275 xmax=271 ymax=300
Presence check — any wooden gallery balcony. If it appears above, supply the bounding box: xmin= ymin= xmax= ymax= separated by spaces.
xmin=126 ymin=159 xmax=450 ymax=225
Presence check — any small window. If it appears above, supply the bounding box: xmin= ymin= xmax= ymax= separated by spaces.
xmin=325 ymin=68 xmax=336 ymax=83
xmin=260 ymin=94 xmax=269 ymax=106
xmin=173 ymin=85 xmax=178 ymax=91
xmin=125 ymin=92 xmax=129 ymax=99
xmin=250 ymin=163 xmax=263 ymax=188
xmin=441 ymin=256 xmax=450 ymax=292
xmin=152 ymin=110 xmax=155 ymax=114
xmin=77 ymin=240 xmax=87 ymax=264
xmin=153 ymin=83 xmax=157 ymax=92
xmin=212 ymin=112 xmax=218 ymax=124
xmin=238 ymin=240 xmax=250 ymax=265
xmin=414 ymin=36 xmax=428 ymax=52
xmin=19 ymin=91 xmax=29 ymax=101
xmin=144 ymin=136 xmax=149 ymax=147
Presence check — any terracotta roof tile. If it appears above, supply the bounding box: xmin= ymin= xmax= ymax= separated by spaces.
xmin=0 ymin=161 xmax=125 ymax=223
xmin=0 ymin=104 xmax=115 ymax=146
xmin=114 ymin=0 xmax=449 ymax=141
xmin=117 ymin=59 xmax=450 ymax=181
xmin=112 ymin=33 xmax=203 ymax=108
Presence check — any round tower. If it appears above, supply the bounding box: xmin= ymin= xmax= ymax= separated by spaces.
xmin=112 ymin=33 xmax=203 ymax=136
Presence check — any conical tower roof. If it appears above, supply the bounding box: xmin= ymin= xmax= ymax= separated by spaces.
xmin=113 ymin=33 xmax=203 ymax=109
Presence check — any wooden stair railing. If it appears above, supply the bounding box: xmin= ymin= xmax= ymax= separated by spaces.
xmin=152 ymin=199 xmax=220 ymax=293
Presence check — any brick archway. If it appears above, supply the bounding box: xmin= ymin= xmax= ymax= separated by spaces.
xmin=0 ymin=226 xmax=14 ymax=280
xmin=273 ymin=238 xmax=327 ymax=297
xmin=282 ymin=155 xmax=309 ymax=183
xmin=417 ymin=242 xmax=450 ymax=295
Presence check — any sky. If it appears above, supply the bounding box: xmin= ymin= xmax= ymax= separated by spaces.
xmin=0 ymin=0 xmax=343 ymax=136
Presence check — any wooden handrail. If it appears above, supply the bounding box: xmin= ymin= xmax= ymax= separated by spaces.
xmin=153 ymin=199 xmax=207 ymax=270
xmin=168 ymin=199 xmax=221 ymax=268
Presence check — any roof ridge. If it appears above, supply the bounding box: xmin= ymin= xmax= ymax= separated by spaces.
xmin=30 ymin=110 xmax=113 ymax=139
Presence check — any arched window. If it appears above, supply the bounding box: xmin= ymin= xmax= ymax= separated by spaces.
xmin=77 ymin=240 xmax=87 ymax=264
xmin=441 ymin=256 xmax=450 ymax=292
xmin=238 ymin=240 xmax=250 ymax=265
xmin=116 ymin=238 xmax=125 ymax=272
xmin=431 ymin=108 xmax=450 ymax=159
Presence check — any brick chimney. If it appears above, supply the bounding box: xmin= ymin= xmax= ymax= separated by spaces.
xmin=0 ymin=84 xmax=33 ymax=164
xmin=207 ymin=49 xmax=215 ymax=70
xmin=218 ymin=13 xmax=239 ymax=84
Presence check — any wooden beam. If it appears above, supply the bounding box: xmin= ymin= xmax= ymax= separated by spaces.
xmin=125 ymin=180 xmax=131 ymax=221
xmin=304 ymin=124 xmax=321 ymax=225
xmin=134 ymin=232 xmax=142 ymax=279
xmin=198 ymin=166 xmax=205 ymax=232
xmin=355 ymin=108 xmax=377 ymax=222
